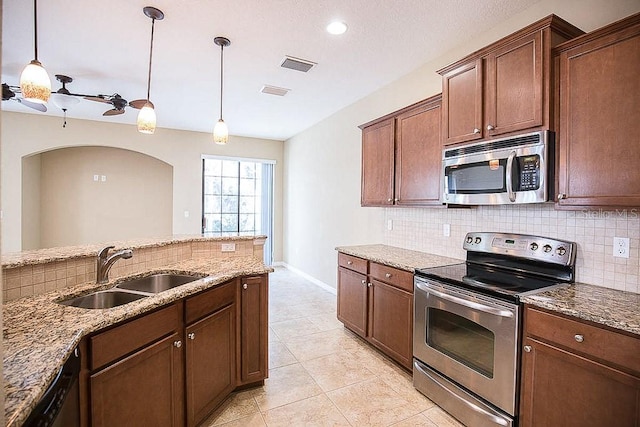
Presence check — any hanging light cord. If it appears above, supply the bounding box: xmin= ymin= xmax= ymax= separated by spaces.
xmin=33 ymin=0 xmax=39 ymax=61
xmin=219 ymin=43 xmax=224 ymax=120
xmin=146 ymin=17 xmax=156 ymax=100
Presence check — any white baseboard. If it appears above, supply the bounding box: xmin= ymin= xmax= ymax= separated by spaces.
xmin=275 ymin=262 xmax=337 ymax=295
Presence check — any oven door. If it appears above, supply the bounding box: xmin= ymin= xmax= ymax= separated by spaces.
xmin=413 ymin=276 xmax=519 ymax=415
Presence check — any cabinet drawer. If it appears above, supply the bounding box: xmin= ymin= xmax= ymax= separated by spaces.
xmin=338 ymin=253 xmax=367 ymax=274
xmin=185 ymin=279 xmax=236 ymax=325
xmin=525 ymin=307 xmax=640 ymax=374
xmin=369 ymin=262 xmax=413 ymax=293
xmin=90 ymin=304 xmax=181 ymax=370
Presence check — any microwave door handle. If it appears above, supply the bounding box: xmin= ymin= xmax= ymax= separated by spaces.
xmin=506 ymin=151 xmax=517 ymax=202
xmin=419 ymin=284 xmax=514 ymax=318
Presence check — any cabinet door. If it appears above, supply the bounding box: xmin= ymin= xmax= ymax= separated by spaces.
xmin=557 ymin=24 xmax=640 ymax=208
xmin=442 ymin=59 xmax=483 ymax=145
xmin=90 ymin=333 xmax=184 ymax=427
xmin=395 ymin=99 xmax=443 ymax=205
xmin=239 ymin=275 xmax=268 ymax=385
xmin=485 ymin=31 xmax=543 ymax=137
xmin=186 ymin=304 xmax=236 ymax=427
xmin=520 ymin=337 xmax=640 ymax=427
xmin=337 ymin=266 xmax=368 ymax=337
xmin=361 ymin=118 xmax=395 ymax=206
xmin=368 ymin=279 xmax=413 ymax=369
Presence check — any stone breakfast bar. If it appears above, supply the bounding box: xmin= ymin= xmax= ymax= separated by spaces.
xmin=2 ymin=235 xmax=273 ymax=427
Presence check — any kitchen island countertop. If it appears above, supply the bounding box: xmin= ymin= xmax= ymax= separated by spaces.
xmin=3 ymin=256 xmax=273 ymax=427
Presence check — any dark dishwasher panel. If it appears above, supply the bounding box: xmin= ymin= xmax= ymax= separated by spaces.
xmin=24 ymin=347 xmax=81 ymax=427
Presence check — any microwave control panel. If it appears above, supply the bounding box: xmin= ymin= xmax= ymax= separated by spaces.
xmin=517 ymin=155 xmax=540 ymax=191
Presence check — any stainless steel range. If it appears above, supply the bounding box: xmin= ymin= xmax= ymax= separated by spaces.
xmin=413 ymin=232 xmax=576 ymax=427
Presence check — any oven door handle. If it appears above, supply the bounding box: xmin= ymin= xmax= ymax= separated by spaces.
xmin=506 ymin=150 xmax=516 ymax=202
xmin=414 ymin=361 xmax=510 ymax=426
xmin=417 ymin=282 xmax=514 ymax=318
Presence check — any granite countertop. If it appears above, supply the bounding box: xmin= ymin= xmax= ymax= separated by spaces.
xmin=3 ymin=256 xmax=273 ymax=427
xmin=521 ymin=283 xmax=640 ymax=336
xmin=2 ymin=234 xmax=267 ymax=268
xmin=335 ymin=244 xmax=462 ymax=271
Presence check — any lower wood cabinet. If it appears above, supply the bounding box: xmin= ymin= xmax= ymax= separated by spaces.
xmin=239 ymin=275 xmax=269 ymax=385
xmin=82 ymin=274 xmax=268 ymax=427
xmin=520 ymin=306 xmax=640 ymax=426
xmin=337 ymin=253 xmax=414 ymax=369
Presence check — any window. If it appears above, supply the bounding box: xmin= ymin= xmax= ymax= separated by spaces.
xmin=202 ymin=157 xmax=274 ymax=264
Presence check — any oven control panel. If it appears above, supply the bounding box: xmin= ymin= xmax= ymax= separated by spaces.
xmin=464 ymin=232 xmax=575 ymax=266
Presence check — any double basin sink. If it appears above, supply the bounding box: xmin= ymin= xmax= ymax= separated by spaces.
xmin=59 ymin=274 xmax=202 ymax=309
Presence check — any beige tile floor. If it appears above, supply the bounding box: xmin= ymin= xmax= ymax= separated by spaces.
xmin=200 ymin=267 xmax=464 ymax=427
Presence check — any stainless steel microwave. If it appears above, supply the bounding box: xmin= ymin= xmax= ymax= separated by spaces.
xmin=442 ymin=131 xmax=553 ymax=205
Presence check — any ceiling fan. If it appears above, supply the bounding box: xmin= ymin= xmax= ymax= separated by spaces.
xmin=84 ymin=93 xmax=130 ymax=116
xmin=2 ymin=83 xmax=47 ymax=112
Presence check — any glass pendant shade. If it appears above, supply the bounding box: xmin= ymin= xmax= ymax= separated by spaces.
xmin=213 ymin=119 xmax=229 ymax=145
xmin=51 ymin=93 xmax=80 ymax=110
xmin=20 ymin=60 xmax=51 ymax=104
xmin=137 ymin=102 xmax=156 ymax=134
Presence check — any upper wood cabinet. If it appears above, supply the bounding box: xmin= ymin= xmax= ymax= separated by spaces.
xmin=439 ymin=15 xmax=584 ymax=145
xmin=360 ymin=94 xmax=443 ymax=207
xmin=555 ymin=13 xmax=640 ymax=208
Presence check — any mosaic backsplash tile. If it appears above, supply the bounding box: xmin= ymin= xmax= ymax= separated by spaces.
xmin=384 ymin=204 xmax=640 ymax=294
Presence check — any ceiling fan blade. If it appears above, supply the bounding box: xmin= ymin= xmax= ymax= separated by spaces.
xmin=84 ymin=95 xmax=111 ymax=103
xmin=103 ymin=108 xmax=124 ymax=116
xmin=128 ymin=99 xmax=149 ymax=109
xmin=17 ymin=98 xmax=47 ymax=112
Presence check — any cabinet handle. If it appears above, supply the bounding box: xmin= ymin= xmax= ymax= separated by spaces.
xmin=243 ymin=283 xmax=248 ymax=290
xmin=361 ymin=279 xmax=366 ymax=285
xmin=367 ymin=282 xmax=372 ymax=287
xmin=394 ymin=198 xmax=399 ymax=202
xmin=523 ymin=345 xmax=532 ymax=353
xmin=486 ymin=124 xmax=495 ymax=131
xmin=347 ymin=261 xmax=353 ymax=265
xmin=385 ymin=273 xmax=392 ymax=278
xmin=174 ymin=340 xmax=182 ymax=348
xmin=473 ymin=128 xmax=481 ymax=134
xmin=188 ymin=333 xmax=195 ymax=340
xmin=574 ymin=334 xmax=584 ymax=343
xmin=387 ymin=198 xmax=392 ymax=202
xmin=557 ymin=193 xmax=566 ymax=200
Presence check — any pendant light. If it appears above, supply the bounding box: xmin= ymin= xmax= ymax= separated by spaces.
xmin=213 ymin=37 xmax=231 ymax=145
xmin=20 ymin=0 xmax=51 ymax=104
xmin=131 ymin=7 xmax=164 ymax=134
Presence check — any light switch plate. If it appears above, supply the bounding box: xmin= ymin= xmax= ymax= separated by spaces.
xmin=443 ymin=223 xmax=451 ymax=237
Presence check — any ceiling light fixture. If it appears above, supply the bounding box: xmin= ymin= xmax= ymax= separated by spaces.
xmin=20 ymin=0 xmax=51 ymax=104
xmin=50 ymin=75 xmax=80 ymax=128
xmin=213 ymin=36 xmax=231 ymax=145
xmin=130 ymin=6 xmax=164 ymax=135
xmin=326 ymin=21 xmax=348 ymax=35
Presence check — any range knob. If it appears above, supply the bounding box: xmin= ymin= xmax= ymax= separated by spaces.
xmin=530 ymin=242 xmax=538 ymax=251
xmin=474 ymin=237 xmax=482 ymax=244
xmin=466 ymin=236 xmax=473 ymax=244
xmin=543 ymin=244 xmax=552 ymax=253
xmin=556 ymin=246 xmax=567 ymax=256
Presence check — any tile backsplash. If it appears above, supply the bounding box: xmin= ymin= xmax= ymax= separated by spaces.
xmin=384 ymin=204 xmax=640 ymax=294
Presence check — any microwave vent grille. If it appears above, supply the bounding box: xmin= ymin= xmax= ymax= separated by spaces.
xmin=444 ymin=134 xmax=541 ymax=158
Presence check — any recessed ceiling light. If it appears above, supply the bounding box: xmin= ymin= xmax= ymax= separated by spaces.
xmin=326 ymin=21 xmax=348 ymax=35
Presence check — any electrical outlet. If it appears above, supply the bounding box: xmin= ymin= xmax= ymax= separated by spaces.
xmin=387 ymin=220 xmax=393 ymax=231
xmin=613 ymin=237 xmax=630 ymax=258
xmin=443 ymin=223 xmax=451 ymax=237
xmin=221 ymin=243 xmax=236 ymax=252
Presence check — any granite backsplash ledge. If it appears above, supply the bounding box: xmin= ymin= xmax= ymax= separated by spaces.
xmin=2 ymin=235 xmax=266 ymax=302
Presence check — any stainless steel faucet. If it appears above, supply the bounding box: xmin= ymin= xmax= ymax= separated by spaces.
xmin=96 ymin=246 xmax=133 ymax=284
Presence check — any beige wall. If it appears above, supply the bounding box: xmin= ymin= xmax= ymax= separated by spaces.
xmin=24 ymin=146 xmax=174 ymax=248
xmin=283 ymin=0 xmax=640 ymax=289
xmin=1 ymin=113 xmax=285 ymax=262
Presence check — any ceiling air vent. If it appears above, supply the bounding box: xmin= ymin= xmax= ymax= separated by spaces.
xmin=261 ymin=85 xmax=290 ymax=97
xmin=280 ymin=56 xmax=316 ymax=72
